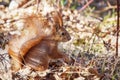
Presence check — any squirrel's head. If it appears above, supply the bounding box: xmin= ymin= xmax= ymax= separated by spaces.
xmin=53 ymin=25 xmax=71 ymax=42
xmin=46 ymin=11 xmax=71 ymax=42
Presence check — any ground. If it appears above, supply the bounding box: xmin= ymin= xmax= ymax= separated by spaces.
xmin=0 ymin=0 xmax=119 ymax=80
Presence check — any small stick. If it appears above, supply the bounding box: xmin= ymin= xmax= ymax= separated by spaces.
xmin=79 ymin=0 xmax=94 ymax=12
xmin=21 ymin=0 xmax=35 ymax=8
xmin=116 ymin=0 xmax=120 ymax=57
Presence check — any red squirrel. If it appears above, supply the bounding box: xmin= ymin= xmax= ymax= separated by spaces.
xmin=8 ymin=11 xmax=71 ymax=71
xmin=24 ymin=30 xmax=71 ymax=71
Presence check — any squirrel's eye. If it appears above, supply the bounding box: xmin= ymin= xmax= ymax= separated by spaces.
xmin=61 ymin=32 xmax=65 ymax=35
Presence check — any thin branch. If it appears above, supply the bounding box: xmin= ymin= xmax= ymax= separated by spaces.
xmin=21 ymin=0 xmax=35 ymax=8
xmin=94 ymin=5 xmax=117 ymax=14
xmin=116 ymin=0 xmax=120 ymax=57
xmin=79 ymin=0 xmax=94 ymax=12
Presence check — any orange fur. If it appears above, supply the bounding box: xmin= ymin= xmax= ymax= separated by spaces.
xmin=8 ymin=11 xmax=70 ymax=71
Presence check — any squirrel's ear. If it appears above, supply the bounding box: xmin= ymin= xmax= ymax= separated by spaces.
xmin=51 ymin=11 xmax=63 ymax=27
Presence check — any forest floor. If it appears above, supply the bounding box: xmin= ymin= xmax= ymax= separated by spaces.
xmin=0 ymin=0 xmax=119 ymax=80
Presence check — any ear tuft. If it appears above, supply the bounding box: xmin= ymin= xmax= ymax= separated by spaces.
xmin=51 ymin=11 xmax=63 ymax=27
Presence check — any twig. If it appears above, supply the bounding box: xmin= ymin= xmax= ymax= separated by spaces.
xmin=116 ymin=0 xmax=120 ymax=57
xmin=94 ymin=0 xmax=117 ymax=14
xmin=79 ymin=0 xmax=94 ymax=12
xmin=94 ymin=5 xmax=117 ymax=14
xmin=21 ymin=0 xmax=35 ymax=8
xmin=36 ymin=0 xmax=41 ymax=12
